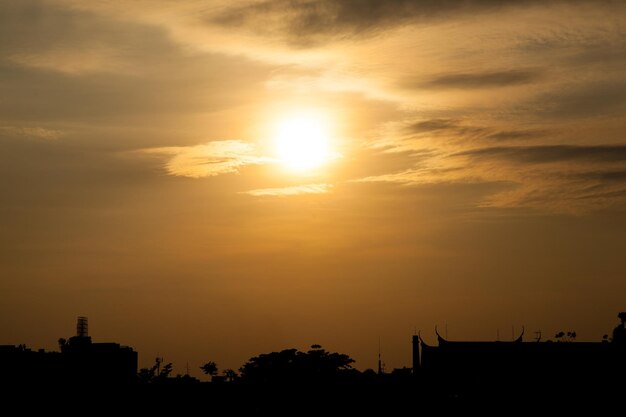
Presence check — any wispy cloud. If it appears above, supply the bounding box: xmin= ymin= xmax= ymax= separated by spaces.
xmin=457 ymin=145 xmax=626 ymax=164
xmin=355 ymin=144 xmax=626 ymax=213
xmin=210 ymin=0 xmax=556 ymax=46
xmin=9 ymin=47 xmax=128 ymax=75
xmin=411 ymin=70 xmax=541 ymax=90
xmin=0 ymin=126 xmax=62 ymax=140
xmin=4 ymin=0 xmax=625 ymax=216
xmin=141 ymin=140 xmax=272 ymax=178
xmin=406 ymin=119 xmax=459 ymax=133
xmin=242 ymin=183 xmax=333 ymax=197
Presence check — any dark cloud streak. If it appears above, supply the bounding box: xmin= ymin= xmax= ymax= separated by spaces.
xmin=574 ymin=170 xmax=626 ymax=182
xmin=539 ymin=81 xmax=626 ymax=118
xmin=406 ymin=118 xmax=458 ymax=133
xmin=486 ymin=130 xmax=546 ymax=141
xmin=459 ymin=145 xmax=626 ymax=164
xmin=413 ymin=70 xmax=541 ymax=89
xmin=403 ymin=118 xmax=543 ymax=143
xmin=211 ymin=0 xmax=556 ymax=45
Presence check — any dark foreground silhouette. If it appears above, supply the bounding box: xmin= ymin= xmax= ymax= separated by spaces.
xmin=2 ymin=314 xmax=626 ymax=413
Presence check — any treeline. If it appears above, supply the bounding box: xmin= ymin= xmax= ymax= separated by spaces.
xmin=138 ymin=344 xmax=412 ymax=385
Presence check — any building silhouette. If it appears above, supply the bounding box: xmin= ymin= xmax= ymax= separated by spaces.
xmin=1 ymin=317 xmax=137 ymax=386
xmin=412 ymin=314 xmax=626 ymax=397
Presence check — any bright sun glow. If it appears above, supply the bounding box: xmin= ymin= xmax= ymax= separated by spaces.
xmin=274 ymin=113 xmax=332 ymax=171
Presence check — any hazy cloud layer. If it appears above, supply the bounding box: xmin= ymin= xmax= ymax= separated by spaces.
xmin=2 ymin=0 xmax=624 ymax=214
xmin=211 ymin=0 xmax=572 ymax=45
xmin=357 ymin=142 xmax=626 ymax=213
xmin=0 ymin=125 xmax=62 ymax=140
xmin=2 ymin=0 xmax=626 ymax=376
xmin=142 ymin=141 xmax=272 ymax=178
xmin=242 ymin=183 xmax=333 ymax=197
xmin=458 ymin=145 xmax=626 ymax=164
xmin=415 ymin=70 xmax=541 ymax=89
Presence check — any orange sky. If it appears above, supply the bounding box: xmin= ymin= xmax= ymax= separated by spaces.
xmin=1 ymin=0 xmax=625 ymax=377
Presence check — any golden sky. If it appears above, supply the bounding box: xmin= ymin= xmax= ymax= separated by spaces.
xmin=1 ymin=0 xmax=625 ymax=375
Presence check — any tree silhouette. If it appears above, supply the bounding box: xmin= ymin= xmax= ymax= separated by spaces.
xmin=159 ymin=362 xmax=173 ymax=379
xmin=138 ymin=367 xmax=155 ymax=383
xmin=138 ymin=357 xmax=173 ymax=383
xmin=555 ymin=331 xmax=576 ymax=342
xmin=200 ymin=361 xmax=219 ymax=380
xmin=223 ymin=368 xmax=238 ymax=382
xmin=612 ymin=312 xmax=626 ymax=344
xmin=239 ymin=345 xmax=355 ymax=384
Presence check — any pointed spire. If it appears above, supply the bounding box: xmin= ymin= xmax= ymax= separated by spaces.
xmin=377 ymin=337 xmax=383 ymax=375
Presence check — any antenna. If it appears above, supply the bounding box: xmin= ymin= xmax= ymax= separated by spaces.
xmin=156 ymin=356 xmax=163 ymax=376
xmin=76 ymin=316 xmax=88 ymax=338
xmin=377 ymin=337 xmax=383 ymax=375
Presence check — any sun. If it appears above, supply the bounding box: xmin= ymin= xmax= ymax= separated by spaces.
xmin=273 ymin=112 xmax=332 ymax=171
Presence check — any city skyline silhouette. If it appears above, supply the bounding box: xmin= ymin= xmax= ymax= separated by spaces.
xmin=1 ymin=1 xmax=625 ymax=402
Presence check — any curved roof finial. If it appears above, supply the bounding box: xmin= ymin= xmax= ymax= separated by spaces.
xmin=514 ymin=326 xmax=525 ymax=343
xmin=435 ymin=325 xmax=447 ymax=345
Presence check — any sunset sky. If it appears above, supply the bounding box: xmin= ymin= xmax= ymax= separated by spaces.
xmin=1 ymin=0 xmax=625 ymax=375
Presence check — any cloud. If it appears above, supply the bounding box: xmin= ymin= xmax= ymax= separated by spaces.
xmin=210 ymin=0 xmax=559 ymax=45
xmin=141 ymin=140 xmax=272 ymax=178
xmin=2 ymin=0 xmax=625 ymax=216
xmin=9 ymin=47 xmax=128 ymax=75
xmin=353 ymin=165 xmax=471 ymax=186
xmin=0 ymin=1 xmax=144 ymax=76
xmin=0 ymin=125 xmax=62 ymax=140
xmin=406 ymin=118 xmax=458 ymax=133
xmin=458 ymin=145 xmax=626 ymax=164
xmin=485 ymin=130 xmax=546 ymax=141
xmin=355 ymin=144 xmax=626 ymax=213
xmin=0 ymin=6 xmax=272 ymax=127
xmin=374 ymin=118 xmax=538 ymax=154
xmin=414 ymin=70 xmax=541 ymax=89
xmin=478 ymin=172 xmax=626 ymax=213
xmin=582 ymin=170 xmax=626 ymax=182
xmin=536 ymin=81 xmax=626 ymax=118
xmin=403 ymin=118 xmax=487 ymax=139
xmin=242 ymin=183 xmax=333 ymax=196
